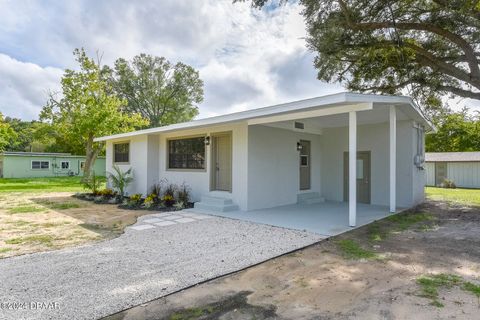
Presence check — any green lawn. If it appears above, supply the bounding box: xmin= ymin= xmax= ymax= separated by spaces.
xmin=0 ymin=176 xmax=106 ymax=193
xmin=425 ymin=187 xmax=480 ymax=206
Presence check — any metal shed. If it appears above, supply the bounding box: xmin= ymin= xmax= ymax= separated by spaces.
xmin=425 ymin=152 xmax=480 ymax=188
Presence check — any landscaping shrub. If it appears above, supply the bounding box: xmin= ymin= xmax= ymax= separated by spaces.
xmin=176 ymin=183 xmax=191 ymax=208
xmin=98 ymin=188 xmax=115 ymax=198
xmin=127 ymin=193 xmax=143 ymax=207
xmin=108 ymin=165 xmax=133 ymax=198
xmin=82 ymin=171 xmax=102 ymax=195
xmin=441 ymin=179 xmax=456 ymax=189
xmin=149 ymin=182 xmax=162 ymax=198
xmin=162 ymin=194 xmax=175 ymax=207
xmin=163 ymin=182 xmax=176 ymax=198
xmin=143 ymin=193 xmax=157 ymax=209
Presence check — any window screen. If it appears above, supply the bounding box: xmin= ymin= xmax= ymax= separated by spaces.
xmin=32 ymin=161 xmax=49 ymax=169
xmin=114 ymin=143 xmax=130 ymax=163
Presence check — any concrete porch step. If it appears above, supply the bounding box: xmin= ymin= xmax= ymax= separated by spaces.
xmin=193 ymin=202 xmax=239 ymax=212
xmin=200 ymin=195 xmax=233 ymax=206
xmin=297 ymin=192 xmax=325 ymax=205
xmin=194 ymin=195 xmax=239 ymax=212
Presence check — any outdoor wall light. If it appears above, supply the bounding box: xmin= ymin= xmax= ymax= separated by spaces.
xmin=204 ymin=136 xmax=211 ymax=146
xmin=296 ymin=142 xmax=303 ymax=151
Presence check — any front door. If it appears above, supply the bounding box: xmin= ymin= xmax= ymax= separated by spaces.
xmin=299 ymin=140 xmax=311 ymax=190
xmin=211 ymin=133 xmax=232 ymax=192
xmin=435 ymin=162 xmax=447 ymax=186
xmin=343 ymin=151 xmax=371 ymax=204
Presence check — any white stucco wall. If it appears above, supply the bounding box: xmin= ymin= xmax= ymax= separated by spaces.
xmin=106 ymin=135 xmax=150 ymax=196
xmin=247 ymin=125 xmax=322 ymax=210
xmin=410 ymin=126 xmax=426 ymax=205
xmin=320 ymin=120 xmax=422 ymax=208
xmin=157 ymin=122 xmax=249 ymax=210
xmin=105 ymin=114 xmax=425 ymax=210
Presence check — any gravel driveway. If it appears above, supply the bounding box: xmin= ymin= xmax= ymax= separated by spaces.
xmin=0 ymin=211 xmax=322 ymax=320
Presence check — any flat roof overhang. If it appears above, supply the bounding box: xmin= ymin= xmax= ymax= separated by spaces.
xmin=94 ymin=92 xmax=434 ymax=142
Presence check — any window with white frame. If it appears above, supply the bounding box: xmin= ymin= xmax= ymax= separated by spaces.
xmin=114 ymin=142 xmax=130 ymax=163
xmin=61 ymin=161 xmax=70 ymax=169
xmin=80 ymin=161 xmax=85 ymax=170
xmin=32 ymin=160 xmax=49 ymax=170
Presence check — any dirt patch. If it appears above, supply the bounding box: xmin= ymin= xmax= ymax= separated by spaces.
xmin=0 ymin=192 xmax=152 ymax=258
xmin=104 ymin=200 xmax=480 ymax=319
xmin=106 ymin=291 xmax=277 ymax=320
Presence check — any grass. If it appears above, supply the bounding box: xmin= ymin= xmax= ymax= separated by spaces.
xmin=0 ymin=248 xmax=12 ymax=254
xmin=463 ymin=282 xmax=480 ymax=298
xmin=426 ymin=187 xmax=480 ymax=206
xmin=8 ymin=205 xmax=46 ymax=214
xmin=4 ymin=220 xmax=31 ymax=227
xmin=367 ymin=222 xmax=388 ymax=242
xmin=170 ymin=306 xmax=215 ymax=320
xmin=35 ymin=200 xmax=82 ymax=210
xmin=417 ymin=274 xmax=480 ymax=307
xmin=385 ymin=212 xmax=434 ymax=231
xmin=0 ymin=176 xmax=106 ymax=193
xmin=367 ymin=212 xmax=434 ymax=242
xmin=5 ymin=234 xmax=55 ymax=246
xmin=337 ymin=239 xmax=378 ymax=260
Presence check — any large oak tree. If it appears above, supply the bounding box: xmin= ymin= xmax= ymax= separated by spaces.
xmin=243 ymin=0 xmax=480 ymax=116
xmin=109 ymin=54 xmax=204 ymax=128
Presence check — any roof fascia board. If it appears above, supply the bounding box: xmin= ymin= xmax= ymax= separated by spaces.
xmin=94 ymin=93 xmax=352 ymax=142
xmin=247 ymin=102 xmax=373 ymax=126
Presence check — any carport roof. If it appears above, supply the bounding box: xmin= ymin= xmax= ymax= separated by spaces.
xmin=94 ymin=92 xmax=433 ymax=142
xmin=426 ymin=152 xmax=480 ymax=162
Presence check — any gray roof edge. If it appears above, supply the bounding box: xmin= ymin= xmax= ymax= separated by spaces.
xmin=1 ymin=152 xmax=106 ymax=159
xmin=425 ymin=152 xmax=480 ymax=162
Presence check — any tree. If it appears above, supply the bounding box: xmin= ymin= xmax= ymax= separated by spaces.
xmin=41 ymin=49 xmax=148 ymax=178
xmin=243 ymin=0 xmax=480 ymax=116
xmin=3 ymin=118 xmax=58 ymax=152
xmin=0 ymin=113 xmax=17 ymax=152
xmin=109 ymin=54 xmax=203 ymax=128
xmin=426 ymin=109 xmax=480 ymax=152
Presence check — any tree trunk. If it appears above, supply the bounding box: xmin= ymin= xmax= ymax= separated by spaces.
xmin=82 ymin=135 xmax=100 ymax=181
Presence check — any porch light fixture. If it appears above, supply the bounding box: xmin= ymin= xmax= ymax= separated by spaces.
xmin=204 ymin=136 xmax=210 ymax=146
xmin=296 ymin=142 xmax=303 ymax=151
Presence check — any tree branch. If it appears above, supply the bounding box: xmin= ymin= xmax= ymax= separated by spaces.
xmin=435 ymin=85 xmax=480 ymax=99
xmin=336 ymin=0 xmax=480 ymax=81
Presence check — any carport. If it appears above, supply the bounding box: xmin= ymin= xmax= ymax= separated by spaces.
xmin=189 ymin=201 xmax=403 ymax=236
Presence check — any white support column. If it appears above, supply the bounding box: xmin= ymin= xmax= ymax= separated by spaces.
xmin=389 ymin=105 xmax=397 ymax=213
xmin=349 ymin=111 xmax=357 ymax=227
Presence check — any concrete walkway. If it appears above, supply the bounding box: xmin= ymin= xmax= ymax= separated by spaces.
xmin=0 ymin=212 xmax=322 ymax=320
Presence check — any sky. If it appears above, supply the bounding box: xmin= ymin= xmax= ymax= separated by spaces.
xmin=0 ymin=0 xmax=344 ymax=121
xmin=0 ymin=0 xmax=477 ymax=121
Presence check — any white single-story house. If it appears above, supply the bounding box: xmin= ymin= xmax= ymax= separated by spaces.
xmin=425 ymin=152 xmax=480 ymax=188
xmin=95 ymin=92 xmax=432 ymax=229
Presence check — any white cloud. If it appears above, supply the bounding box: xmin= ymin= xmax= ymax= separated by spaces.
xmin=0 ymin=0 xmax=344 ymax=121
xmin=0 ymin=54 xmax=62 ymax=120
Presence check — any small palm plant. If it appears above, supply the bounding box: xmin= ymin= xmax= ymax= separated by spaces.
xmin=82 ymin=170 xmax=102 ymax=195
xmin=108 ymin=165 xmax=133 ymax=198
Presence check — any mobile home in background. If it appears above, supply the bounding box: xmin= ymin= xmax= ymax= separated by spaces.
xmin=0 ymin=152 xmax=106 ymax=178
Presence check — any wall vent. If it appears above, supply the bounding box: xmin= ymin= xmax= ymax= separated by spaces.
xmin=294 ymin=121 xmax=305 ymax=130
